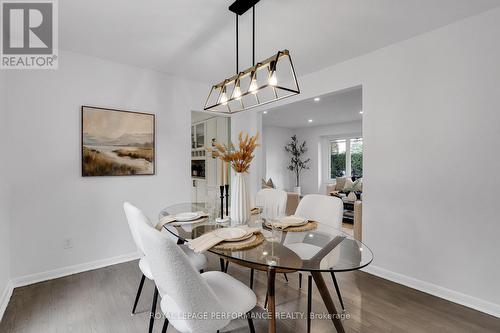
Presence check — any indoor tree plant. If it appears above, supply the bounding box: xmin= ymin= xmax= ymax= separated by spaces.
xmin=285 ymin=135 xmax=310 ymax=195
xmin=208 ymin=132 xmax=259 ymax=224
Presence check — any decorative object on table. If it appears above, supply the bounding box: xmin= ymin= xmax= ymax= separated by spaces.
xmin=219 ymin=185 xmax=225 ymax=218
xmin=155 ymin=211 xmax=209 ymax=230
xmin=207 ymin=131 xmax=260 ymax=224
xmin=285 ymin=135 xmax=310 ymax=195
xmin=215 ymin=159 xmax=230 ymax=223
xmin=204 ymin=0 xmax=299 ymax=114
xmin=81 ymin=106 xmax=155 ymax=176
xmin=347 ymin=191 xmax=358 ymax=202
xmin=224 ymin=184 xmax=229 ymax=216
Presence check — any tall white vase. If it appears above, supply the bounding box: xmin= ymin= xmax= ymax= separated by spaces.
xmin=230 ymin=172 xmax=250 ymax=224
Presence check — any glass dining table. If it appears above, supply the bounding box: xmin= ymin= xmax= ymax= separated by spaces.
xmin=159 ymin=202 xmax=373 ymax=333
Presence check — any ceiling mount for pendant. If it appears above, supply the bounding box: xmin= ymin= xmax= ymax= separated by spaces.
xmin=204 ymin=0 xmax=300 ymax=114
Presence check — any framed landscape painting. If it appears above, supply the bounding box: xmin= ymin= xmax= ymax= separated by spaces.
xmin=81 ymin=106 xmax=155 ymax=176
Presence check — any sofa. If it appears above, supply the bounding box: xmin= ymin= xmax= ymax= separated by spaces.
xmin=326 ymin=177 xmax=363 ymax=241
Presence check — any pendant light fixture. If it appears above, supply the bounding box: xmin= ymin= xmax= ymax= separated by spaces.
xmin=204 ymin=0 xmax=300 ymax=113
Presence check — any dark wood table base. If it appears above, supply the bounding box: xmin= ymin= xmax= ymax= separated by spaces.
xmin=311 ymin=271 xmax=345 ymax=333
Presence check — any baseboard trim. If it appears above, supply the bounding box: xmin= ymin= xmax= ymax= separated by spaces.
xmin=11 ymin=252 xmax=140 ymax=289
xmin=362 ymin=265 xmax=500 ymax=318
xmin=0 ymin=280 xmax=14 ymax=322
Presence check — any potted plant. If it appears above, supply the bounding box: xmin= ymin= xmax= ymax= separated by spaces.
xmin=208 ymin=132 xmax=259 ymax=224
xmin=285 ymin=135 xmax=310 ymax=195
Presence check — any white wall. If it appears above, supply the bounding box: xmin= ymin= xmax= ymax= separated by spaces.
xmin=293 ymin=121 xmax=362 ymax=195
xmin=0 ymin=72 xmax=11 ymax=311
xmin=6 ymin=50 xmax=207 ymax=279
xmin=262 ymin=126 xmax=293 ymax=191
xmin=252 ymin=8 xmax=500 ymax=314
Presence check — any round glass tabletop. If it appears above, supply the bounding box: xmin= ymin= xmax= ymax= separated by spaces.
xmin=159 ymin=202 xmax=373 ymax=273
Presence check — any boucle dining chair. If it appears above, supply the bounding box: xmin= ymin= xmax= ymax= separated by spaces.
xmin=283 ymin=194 xmax=345 ymax=333
xmin=255 ymin=188 xmax=288 ymax=219
xmin=136 ymin=214 xmax=257 ymax=333
xmin=123 ymin=202 xmax=207 ymax=333
xmin=227 ymin=188 xmax=289 ymax=289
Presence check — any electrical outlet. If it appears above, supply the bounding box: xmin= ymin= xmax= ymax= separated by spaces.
xmin=63 ymin=238 xmax=73 ymax=249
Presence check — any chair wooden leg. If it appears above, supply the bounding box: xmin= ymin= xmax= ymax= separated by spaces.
xmin=247 ymin=312 xmax=256 ymax=333
xmin=283 ymin=273 xmax=289 ymax=283
xmin=131 ymin=274 xmax=145 ymax=315
xmin=307 ymin=275 xmax=312 ymax=333
xmin=161 ymin=317 xmax=169 ymax=333
xmin=224 ymin=261 xmax=229 ymax=273
xmin=330 ymin=272 xmax=345 ymax=311
xmin=149 ymin=287 xmax=159 ymax=333
xmin=219 ymin=258 xmax=225 ymax=271
xmin=299 ymin=272 xmax=303 ymax=289
xmin=250 ymin=268 xmax=255 ymax=289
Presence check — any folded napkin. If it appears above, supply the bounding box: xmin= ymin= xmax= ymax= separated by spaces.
xmin=188 ymin=226 xmax=261 ymax=253
xmin=266 ymin=215 xmax=308 ymax=230
xmin=250 ymin=207 xmax=262 ymax=215
xmin=155 ymin=211 xmax=208 ymax=231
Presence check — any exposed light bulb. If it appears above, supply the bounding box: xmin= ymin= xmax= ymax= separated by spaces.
xmin=314 ymin=97 xmax=320 ymax=102
xmin=220 ymin=89 xmax=228 ymax=105
xmin=263 ymin=111 xmax=268 ymax=114
xmin=249 ymin=77 xmax=258 ymax=94
xmin=233 ymin=85 xmax=242 ymax=100
xmin=249 ymin=71 xmax=258 ymax=94
xmin=308 ymin=119 xmax=313 ymax=123
xmin=359 ymin=110 xmax=364 ymax=114
xmin=268 ymin=71 xmax=277 ymax=86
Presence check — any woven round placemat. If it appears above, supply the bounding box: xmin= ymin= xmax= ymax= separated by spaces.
xmin=264 ymin=220 xmax=318 ymax=232
xmin=212 ymin=233 xmax=264 ymax=251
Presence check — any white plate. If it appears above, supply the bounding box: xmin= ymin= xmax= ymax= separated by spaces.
xmin=174 ymin=212 xmax=201 ymax=222
xmin=215 ymin=227 xmax=247 ymax=240
xmin=276 ymin=216 xmax=308 ymax=226
xmin=223 ymin=232 xmax=254 ymax=242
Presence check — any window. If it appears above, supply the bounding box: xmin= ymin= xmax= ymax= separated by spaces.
xmin=329 ymin=137 xmax=363 ymax=179
xmin=330 ymin=139 xmax=346 ymax=178
xmin=350 ymin=138 xmax=363 ymax=178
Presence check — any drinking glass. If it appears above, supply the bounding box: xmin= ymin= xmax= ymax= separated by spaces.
xmin=205 ymin=186 xmax=218 ymax=222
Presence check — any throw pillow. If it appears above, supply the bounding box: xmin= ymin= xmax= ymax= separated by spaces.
xmin=266 ymin=178 xmax=275 ymax=189
xmin=343 ymin=178 xmax=355 ymax=192
xmin=354 ymin=178 xmax=363 ymax=192
xmin=335 ymin=177 xmax=346 ymax=191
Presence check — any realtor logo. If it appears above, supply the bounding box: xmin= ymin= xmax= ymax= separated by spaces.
xmin=1 ymin=0 xmax=58 ymax=69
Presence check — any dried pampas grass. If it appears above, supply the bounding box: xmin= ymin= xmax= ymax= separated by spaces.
xmin=207 ymin=131 xmax=259 ymax=173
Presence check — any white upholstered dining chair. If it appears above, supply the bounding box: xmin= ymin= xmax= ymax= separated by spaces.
xmin=255 ymin=188 xmax=288 ymax=219
xmin=283 ymin=194 xmax=345 ymax=333
xmin=123 ymin=202 xmax=207 ymax=333
xmin=235 ymin=188 xmax=289 ymax=288
xmin=136 ymin=213 xmax=257 ymax=333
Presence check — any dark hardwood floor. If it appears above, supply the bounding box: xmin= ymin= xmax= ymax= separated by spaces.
xmin=1 ymin=255 xmax=499 ymax=333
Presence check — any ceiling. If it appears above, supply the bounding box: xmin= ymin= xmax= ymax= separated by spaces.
xmin=263 ymin=86 xmax=362 ymax=129
xmin=60 ymin=0 xmax=500 ymax=83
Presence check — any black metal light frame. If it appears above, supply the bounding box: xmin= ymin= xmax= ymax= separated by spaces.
xmin=203 ymin=0 xmax=300 ymax=114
